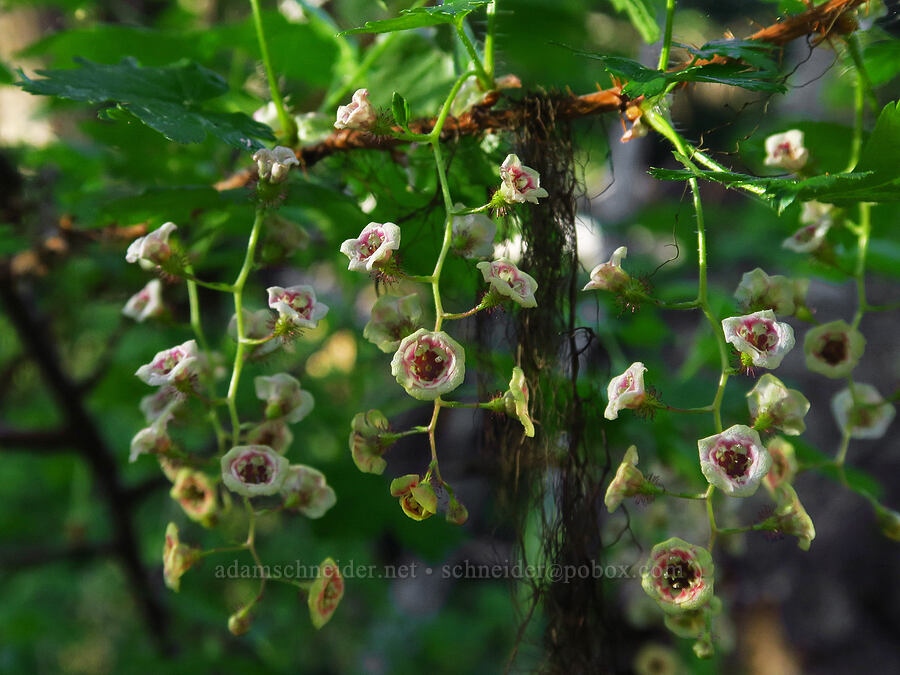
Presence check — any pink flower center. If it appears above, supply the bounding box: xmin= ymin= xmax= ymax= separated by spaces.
xmin=359 ymin=230 xmax=384 ymax=259
xmin=713 ymin=441 xmax=752 ymax=479
xmin=795 ymin=225 xmax=818 ymax=243
xmin=411 ymin=344 xmax=447 ymax=382
xmin=153 ymin=349 xmax=184 ymax=374
xmin=233 ymin=454 xmax=274 ymax=485
xmin=654 ymin=549 xmax=702 ymax=600
xmin=776 ymin=141 xmax=794 ymax=158
xmin=494 ymin=263 xmax=527 ymax=294
xmin=819 ymin=334 xmax=848 ymax=365
xmin=738 ymin=319 xmax=778 ymax=352
xmin=507 ymin=168 xmax=534 ymax=193
xmin=616 ymin=373 xmax=635 ymax=395
xmin=282 ymin=291 xmax=313 ymax=317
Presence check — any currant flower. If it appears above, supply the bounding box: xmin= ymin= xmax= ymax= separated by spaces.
xmin=763 ymin=437 xmax=798 ymax=493
xmin=340 ymin=222 xmax=401 ymax=273
xmin=604 ymin=362 xmax=647 ymax=421
xmin=502 ymin=366 xmax=535 ymax=437
xmin=747 ymin=374 xmax=810 ymax=436
xmin=308 ymin=558 xmax=345 ymax=629
xmin=498 ymin=154 xmax=548 ymax=204
xmin=170 ymin=469 xmax=218 ymax=527
xmin=220 ymin=445 xmax=289 ymax=497
xmin=641 ymin=537 xmax=715 ymax=614
xmin=476 ymin=258 xmax=538 ymax=308
xmin=583 ymin=246 xmax=630 ymax=293
xmin=831 ymin=383 xmax=896 ymax=439
xmin=281 ymin=465 xmax=337 ymax=518
xmin=135 ymin=340 xmax=200 ymax=388
xmin=163 ymin=522 xmax=200 ymax=592
xmin=604 ymin=446 xmax=650 ymax=513
xmin=734 ymin=268 xmax=799 ymax=316
xmin=389 ymin=474 xmax=438 ymax=521
xmin=783 ymin=202 xmax=832 ymax=253
xmin=122 ymin=279 xmax=165 ymax=322
xmin=129 ymin=409 xmax=175 ymax=462
xmin=697 ymin=424 xmax=771 ymax=497
xmin=803 ymin=320 xmax=865 ymax=378
xmin=254 ymin=373 xmax=315 ymax=423
xmin=771 ymin=484 xmax=815 ymax=550
xmin=722 ymin=310 xmax=795 ymax=370
xmin=363 ymin=293 xmax=423 ymax=353
xmin=228 ymin=309 xmax=278 ymax=358
xmin=267 ymin=284 xmax=329 ymax=329
xmin=349 ymin=410 xmax=395 ymax=475
xmin=764 ymin=129 xmax=808 ymax=172
xmin=451 ymin=204 xmax=496 ymax=258
xmin=334 ymin=88 xmax=376 ymax=131
xmin=390 ymin=329 xmax=466 ymax=401
xmin=139 ymin=387 xmax=183 ymax=423
xmin=252 ymin=146 xmax=299 ymax=184
xmin=246 ymin=419 xmax=294 ymax=454
xmin=125 ymin=222 xmax=178 ymax=267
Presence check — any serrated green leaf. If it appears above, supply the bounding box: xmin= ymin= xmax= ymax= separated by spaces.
xmin=16 ymin=58 xmax=274 ymax=150
xmin=609 ymin=0 xmax=660 ymax=44
xmin=341 ymin=0 xmax=491 ymax=35
xmin=678 ymin=38 xmax=780 ymax=72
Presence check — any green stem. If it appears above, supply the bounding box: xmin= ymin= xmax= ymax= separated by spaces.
xmin=183 ymin=275 xmax=234 ymax=293
xmin=657 ymin=404 xmax=714 ymax=415
xmin=851 ymin=202 xmax=871 ymax=331
xmin=845 ymin=57 xmax=865 ymax=173
xmin=657 ymin=0 xmax=676 ymax=71
xmin=249 ymin=0 xmax=296 ymax=141
xmin=705 ymin=485 xmax=717 ymax=549
xmin=844 ymin=33 xmax=879 ymax=114
xmin=226 ymin=209 xmax=265 ymax=445
xmin=659 ymin=489 xmax=708 ymax=500
xmin=442 ymin=302 xmax=486 ymax=321
xmin=455 ymin=19 xmax=492 ymax=91
xmin=484 ymin=1 xmax=497 ymax=80
xmin=430 ymin=70 xmax=476 ymax=144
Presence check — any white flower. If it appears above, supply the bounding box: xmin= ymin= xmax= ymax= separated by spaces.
xmin=254 ymin=373 xmax=314 ymax=423
xmin=220 ymin=445 xmax=289 ymax=497
xmin=764 ymin=129 xmax=808 ymax=172
xmin=139 ymin=387 xmax=183 ymax=423
xmin=803 ymin=320 xmax=865 ymax=378
xmin=583 ymin=246 xmax=629 ymax=292
xmin=122 ymin=279 xmax=165 ymax=322
xmin=722 ymin=310 xmax=795 ymax=369
xmin=734 ymin=268 xmax=798 ymax=316
xmin=831 ymin=383 xmax=896 ymax=439
xmin=476 ymin=258 xmax=538 ymax=307
xmin=390 ymin=329 xmax=466 ymax=401
xmin=252 ymin=146 xmax=299 ymax=183
xmin=266 ymin=285 xmax=329 ymax=329
xmin=135 ymin=340 xmax=200 ymax=387
xmin=125 ymin=222 xmax=177 ymax=267
xmin=746 ymin=374 xmax=810 ymax=436
xmin=130 ymin=409 xmax=174 ymax=462
xmin=281 ymin=465 xmax=337 ymax=518
xmin=499 ymin=154 xmax=548 ymax=204
xmin=340 ymin=222 xmax=400 ymax=272
xmin=451 ymin=203 xmax=496 ymax=258
xmin=604 ymin=362 xmax=647 ymax=420
xmin=698 ymin=425 xmax=771 ymax=497
xmin=334 ymin=88 xmax=376 ymax=131
xmin=253 ymin=101 xmax=280 ymax=130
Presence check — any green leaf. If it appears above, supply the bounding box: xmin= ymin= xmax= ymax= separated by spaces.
xmin=863 ymin=40 xmax=900 ymax=86
xmin=98 ymin=186 xmax=231 ymax=226
xmin=609 ymin=0 xmax=660 ymax=44
xmin=391 ymin=91 xmax=411 ymax=128
xmin=678 ymin=38 xmax=780 ymax=72
xmin=16 ymin=58 xmax=274 ymax=150
xmin=341 ymin=0 xmax=491 ymax=35
xmin=0 ymin=61 xmax=12 ymax=85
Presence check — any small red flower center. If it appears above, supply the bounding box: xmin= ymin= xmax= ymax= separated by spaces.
xmin=154 ymin=349 xmax=183 ymax=374
xmin=776 ymin=141 xmax=794 ymax=158
xmin=411 ymin=344 xmax=447 ymax=382
xmin=738 ymin=319 xmax=778 ymax=352
xmin=713 ymin=441 xmax=752 ymax=478
xmin=819 ymin=334 xmax=848 ymax=365
xmin=234 ymin=454 xmax=274 ymax=485
xmin=360 ymin=230 xmax=384 ymax=259
xmin=664 ymin=558 xmax=698 ymax=591
xmin=282 ymin=292 xmax=313 ymax=317
xmin=796 ymin=225 xmax=818 ymax=243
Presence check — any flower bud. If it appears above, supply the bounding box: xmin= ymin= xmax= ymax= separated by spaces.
xmin=334 ymin=88 xmax=376 ymax=131
xmin=698 ymin=425 xmax=771 ymax=497
xmin=389 ymin=474 xmax=437 ymax=521
xmin=502 ymin=366 xmax=535 ymax=438
xmin=831 ymin=382 xmax=895 ymax=439
xmin=873 ymin=503 xmax=900 ymax=541
xmin=126 ymin=222 xmax=178 ymax=268
xmin=604 ymin=362 xmax=648 ymax=421
xmin=363 ymin=293 xmax=423 ymax=354
xmin=476 ymin=258 xmax=538 ymax=308
xmin=763 ymin=437 xmax=798 ymax=493
xmin=266 ymin=284 xmax=329 ymax=329
xmin=252 ymin=146 xmax=299 ymax=184
xmin=122 ymin=279 xmax=165 ymax=322
xmin=308 ymin=558 xmax=345 ymax=629
xmin=281 ymin=465 xmax=337 ymax=518
xmin=349 ymin=410 xmax=394 ymax=475
xmin=764 ymin=130 xmax=808 ymax=172
xmin=583 ymin=246 xmax=629 ymax=293
xmin=804 ymin=320 xmax=865 ymax=378
xmin=390 ymin=329 xmax=466 ymax=401
xmin=604 ymin=446 xmax=649 ymax=513
xmin=641 ymin=537 xmax=715 ymax=613
xmin=254 ymin=373 xmax=315 ymax=423
xmin=722 ymin=310 xmax=795 ymax=370
xmin=246 ymin=419 xmax=294 ymax=454
xmin=220 ymin=445 xmax=289 ymax=497
xmin=771 ymin=484 xmax=815 ymax=550
xmin=734 ymin=268 xmax=801 ymax=316
xmin=498 ymin=154 xmax=548 ymax=204
xmin=162 ymin=522 xmax=200 ymax=592
xmin=747 ymin=374 xmax=810 ymax=436
xmin=340 ymin=222 xmax=401 ymax=273
xmin=170 ymin=469 xmax=218 ymax=527
xmin=446 ymin=493 xmax=469 ymax=526
xmin=228 ymin=607 xmax=253 ymax=636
